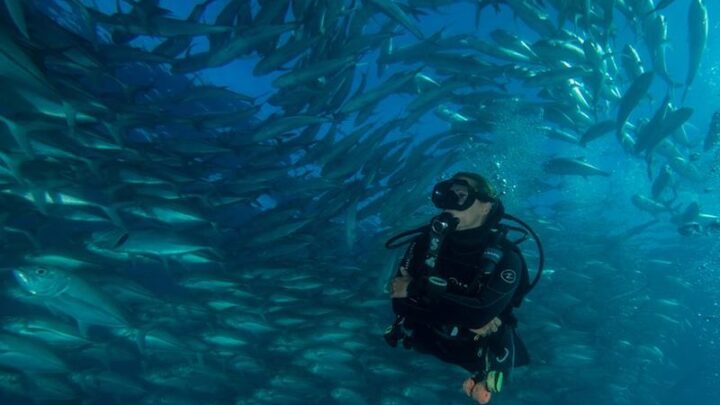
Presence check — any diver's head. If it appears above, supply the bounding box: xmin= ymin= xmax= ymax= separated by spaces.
xmin=432 ymin=172 xmax=498 ymax=231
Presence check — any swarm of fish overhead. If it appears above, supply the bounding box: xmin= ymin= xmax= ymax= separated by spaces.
xmin=0 ymin=0 xmax=715 ymax=404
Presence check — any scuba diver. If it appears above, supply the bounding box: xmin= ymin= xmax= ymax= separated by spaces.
xmin=384 ymin=172 xmax=543 ymax=404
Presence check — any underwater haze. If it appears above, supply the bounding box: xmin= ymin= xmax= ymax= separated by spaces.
xmin=0 ymin=0 xmax=719 ymax=404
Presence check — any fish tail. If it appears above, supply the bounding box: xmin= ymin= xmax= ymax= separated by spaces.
xmin=681 ymin=86 xmax=689 ymax=104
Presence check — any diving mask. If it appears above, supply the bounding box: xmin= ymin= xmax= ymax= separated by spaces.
xmin=431 ymin=178 xmax=493 ymax=211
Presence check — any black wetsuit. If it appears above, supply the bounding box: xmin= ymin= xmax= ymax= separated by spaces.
xmin=391 ymin=222 xmax=530 ymax=377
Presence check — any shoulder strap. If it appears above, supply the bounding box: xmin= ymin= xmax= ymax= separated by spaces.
xmin=465 ymin=226 xmax=507 ymax=292
xmin=498 ymin=237 xmax=530 ymax=308
xmin=467 ymin=228 xmax=530 ymax=308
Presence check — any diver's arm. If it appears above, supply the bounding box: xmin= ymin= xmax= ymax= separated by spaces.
xmin=400 ymin=251 xmax=521 ymax=329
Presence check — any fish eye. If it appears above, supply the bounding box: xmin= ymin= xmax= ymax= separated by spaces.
xmin=36 ymin=268 xmax=46 ymax=275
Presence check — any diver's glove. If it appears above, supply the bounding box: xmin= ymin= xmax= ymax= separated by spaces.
xmin=384 ymin=317 xmax=414 ymax=349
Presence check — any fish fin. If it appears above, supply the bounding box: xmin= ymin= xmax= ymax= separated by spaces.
xmin=645 ymin=152 xmax=654 ymax=179
xmin=31 ymin=189 xmax=47 ymax=215
xmin=427 ymin=27 xmax=448 ymax=44
xmin=4 ymin=0 xmax=29 ymax=39
xmin=681 ymin=86 xmax=689 ymax=104
xmin=113 ymin=232 xmax=130 ymax=249
xmin=61 ymin=101 xmax=77 ymax=136
xmin=77 ymin=320 xmax=89 ymax=338
xmin=135 ymin=329 xmax=147 ymax=355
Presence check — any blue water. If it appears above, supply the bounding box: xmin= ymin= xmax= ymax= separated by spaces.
xmin=0 ymin=0 xmax=719 ymax=404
